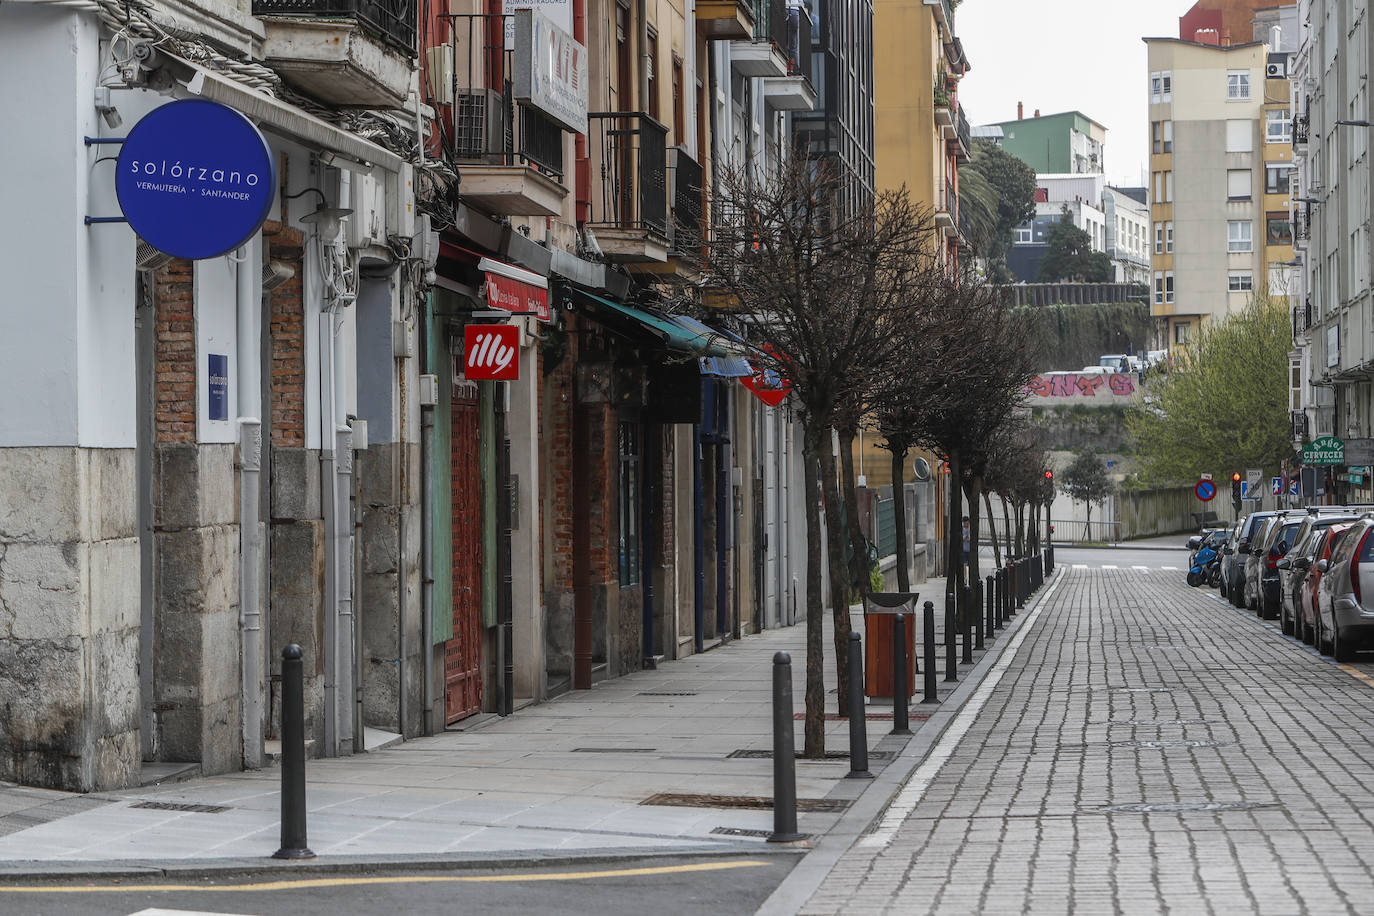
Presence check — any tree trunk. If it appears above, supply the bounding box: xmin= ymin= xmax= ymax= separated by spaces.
xmin=1013 ymin=501 xmax=1024 ymax=557
xmin=984 ymin=488 xmax=1002 ymax=569
xmin=817 ymin=434 xmax=854 ymax=721
xmin=1028 ymin=500 xmax=1040 ymax=553
xmin=1085 ymin=502 xmax=1092 ymax=543
xmin=1002 ymin=496 xmax=1013 ymax=561
xmin=966 ymin=474 xmax=984 ymax=587
xmin=800 ymin=429 xmax=826 ymax=758
xmin=837 ymin=424 xmax=868 ymax=599
xmin=945 ymin=447 xmax=963 ymax=603
xmin=891 ymin=446 xmax=910 ymax=593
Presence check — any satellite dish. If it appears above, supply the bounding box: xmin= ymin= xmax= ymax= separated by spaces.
xmin=913 ymin=457 xmax=931 ymax=481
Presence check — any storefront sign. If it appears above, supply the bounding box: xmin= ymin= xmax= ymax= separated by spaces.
xmin=513 ymin=9 xmax=588 ymax=134
xmin=503 ymin=0 xmax=573 ymax=48
xmin=207 ymin=354 xmax=229 ymax=421
xmin=742 ymin=351 xmax=792 ymax=407
xmin=1302 ymin=435 xmax=1345 ymax=466
xmin=478 ymin=257 xmax=550 ymax=322
xmin=116 ymin=100 xmax=275 ymax=260
xmin=464 ymin=325 xmax=520 ymax=381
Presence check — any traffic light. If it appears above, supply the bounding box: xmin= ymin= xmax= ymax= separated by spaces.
xmin=1044 ymin=469 xmax=1054 ymax=481
xmin=1231 ymin=472 xmax=1242 ymax=511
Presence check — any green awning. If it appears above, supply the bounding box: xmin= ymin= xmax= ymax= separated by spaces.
xmin=567 ymin=288 xmax=740 ymax=358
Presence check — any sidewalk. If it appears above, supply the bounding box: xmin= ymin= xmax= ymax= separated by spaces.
xmin=0 ymin=588 xmax=1037 ymax=876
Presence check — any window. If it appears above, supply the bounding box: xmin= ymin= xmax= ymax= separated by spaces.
xmin=1175 ymin=321 xmax=1191 ymax=344
xmin=1165 ymin=271 xmax=1175 ymax=303
xmin=1228 ymin=70 xmax=1251 ymax=100
xmin=645 ymin=29 xmax=659 ymax=119
xmin=1151 ymin=70 xmax=1173 ymax=103
xmin=618 ymin=422 xmax=641 ymax=587
xmin=1266 ymin=108 xmax=1292 ymax=144
xmin=1265 ymin=164 xmax=1292 ymax=194
xmin=1229 ymin=271 xmax=1254 ymax=291
xmin=1152 ymin=121 xmax=1161 ymax=154
xmin=1163 ymin=120 xmax=1173 ymax=153
xmin=1014 ymin=225 xmax=1032 ymax=243
xmin=1228 ymin=220 xmax=1253 ymax=252
xmin=1227 ymin=169 xmax=1252 ymax=199
xmin=1226 ymin=119 xmax=1253 ymax=152
xmin=1165 ymin=171 xmax=1173 ymax=202
xmin=1166 ymin=220 xmax=1174 ymax=253
xmin=1154 ymin=222 xmax=1164 ymax=254
xmin=672 ymin=55 xmax=684 ymax=142
xmin=1291 ymin=358 xmax=1302 ymax=411
xmin=1151 ymin=72 xmax=1162 ymax=103
xmin=1154 ymin=271 xmax=1164 ymax=304
xmin=1267 ymin=211 xmax=1292 ymax=244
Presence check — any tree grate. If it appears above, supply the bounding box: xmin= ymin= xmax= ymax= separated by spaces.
xmin=710 ymin=826 xmax=780 ymax=839
xmin=728 ymin=749 xmax=892 ymax=761
xmin=637 ymin=692 xmax=699 ymax=697
xmin=641 ymin=793 xmax=851 ymax=812
xmin=130 ymin=801 xmax=230 ymax=814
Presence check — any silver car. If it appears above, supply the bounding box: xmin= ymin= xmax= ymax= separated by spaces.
xmin=1314 ymin=517 xmax=1374 ymax=662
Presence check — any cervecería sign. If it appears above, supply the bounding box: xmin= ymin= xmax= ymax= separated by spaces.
xmin=1302 ymin=435 xmax=1345 ymax=466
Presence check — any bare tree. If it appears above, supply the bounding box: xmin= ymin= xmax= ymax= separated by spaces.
xmin=703 ymin=158 xmax=939 ymax=756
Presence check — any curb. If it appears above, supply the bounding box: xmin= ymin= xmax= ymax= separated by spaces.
xmin=755 ymin=568 xmax=1065 ymax=916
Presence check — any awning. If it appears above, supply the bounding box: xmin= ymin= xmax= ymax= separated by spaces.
xmin=569 ymin=288 xmax=739 ymax=358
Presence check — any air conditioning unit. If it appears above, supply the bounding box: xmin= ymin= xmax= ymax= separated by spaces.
xmin=425 ymin=45 xmax=454 ymax=105
xmin=136 ymin=238 xmax=174 ymax=271
xmin=453 ymin=89 xmax=507 ymax=160
xmin=1267 ymin=60 xmax=1288 ymax=79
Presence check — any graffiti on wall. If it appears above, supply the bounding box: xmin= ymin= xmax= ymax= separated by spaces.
xmin=1025 ymin=373 xmax=1137 ymax=398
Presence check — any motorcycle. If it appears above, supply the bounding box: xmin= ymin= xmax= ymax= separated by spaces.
xmin=1187 ymin=539 xmax=1221 ymax=587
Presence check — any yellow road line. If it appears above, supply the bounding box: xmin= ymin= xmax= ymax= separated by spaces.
xmin=1337 ymin=664 xmax=1374 ymax=689
xmin=0 ymin=859 xmax=772 ymax=894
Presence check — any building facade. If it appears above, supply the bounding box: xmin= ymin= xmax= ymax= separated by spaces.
xmin=985 ymin=109 xmax=1107 ymax=176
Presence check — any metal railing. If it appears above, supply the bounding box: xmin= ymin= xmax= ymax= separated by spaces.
xmin=1049 ymin=519 xmax=1123 ymax=544
xmin=955 ymin=102 xmax=972 ymax=159
xmin=752 ymin=0 xmax=788 ymax=47
xmin=785 ymin=6 xmax=812 ymax=83
xmin=588 ymin=112 xmax=669 ymax=237
xmin=254 ymin=0 xmax=416 ymax=55
xmin=439 ymin=14 xmax=564 ymax=178
xmin=1293 ymin=113 xmax=1309 ymax=147
xmin=1292 ymin=410 xmax=1310 ymax=440
xmin=875 ymin=495 xmax=896 ymax=559
xmin=1293 ymin=202 xmax=1310 ymax=241
xmin=670 ymin=147 xmax=704 ymax=253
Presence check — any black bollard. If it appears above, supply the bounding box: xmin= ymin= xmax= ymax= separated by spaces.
xmin=892 ymin=613 xmax=912 ymax=735
xmin=961 ymin=584 xmax=973 ymax=665
xmin=974 ymin=580 xmax=985 ymax=650
xmin=768 ymin=652 xmax=804 ymax=842
xmin=273 ymin=644 xmax=314 ymax=860
xmin=944 ymin=593 xmax=958 ymax=682
xmin=1017 ymin=560 xmax=1026 ymax=610
xmin=847 ymin=634 xmax=872 ymax=778
xmin=922 ymin=601 xmax=938 ymax=703
xmin=985 ymin=575 xmax=995 ymax=639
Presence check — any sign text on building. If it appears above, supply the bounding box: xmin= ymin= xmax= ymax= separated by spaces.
xmin=1302 ymin=435 xmax=1345 ymax=466
xmin=464 ymin=325 xmax=520 ymax=381
xmin=513 ymin=9 xmax=588 ymax=134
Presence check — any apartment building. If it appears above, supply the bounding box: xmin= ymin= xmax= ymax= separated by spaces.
xmin=1144 ymin=1 xmax=1297 ymax=351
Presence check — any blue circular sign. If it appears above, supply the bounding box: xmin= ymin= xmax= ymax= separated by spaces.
xmin=116 ymin=99 xmax=275 ymax=260
xmin=1195 ymin=480 xmax=1216 ymax=501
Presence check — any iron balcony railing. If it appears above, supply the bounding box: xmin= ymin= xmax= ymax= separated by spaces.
xmin=1293 ymin=305 xmax=1303 ymax=338
xmin=253 ymin=0 xmax=416 ymax=55
xmin=1293 ymin=112 xmax=1310 ymax=147
xmin=955 ymin=102 xmax=972 ymax=159
xmin=588 ymin=112 xmax=669 ymax=237
xmin=438 ymin=14 xmax=565 ymax=178
xmin=1306 ymin=297 xmax=1314 ymax=328
xmin=752 ymin=0 xmax=788 ymax=47
xmin=1292 ymin=410 xmax=1310 ymax=440
xmin=1293 ymin=201 xmax=1310 ymax=241
xmin=785 ymin=6 xmax=813 ymax=83
xmin=670 ymin=147 xmax=704 ymax=253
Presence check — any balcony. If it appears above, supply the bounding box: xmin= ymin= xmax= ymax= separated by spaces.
xmin=761 ymin=7 xmax=816 ymax=111
xmin=1293 ymin=113 xmax=1309 ymax=148
xmin=934 ymin=104 xmax=954 ymax=137
xmin=730 ymin=0 xmax=788 ymax=76
xmin=253 ymin=0 xmax=415 ymax=108
xmin=428 ymin=14 xmax=569 ymax=218
xmin=696 ymin=0 xmax=755 ymax=39
xmin=635 ymin=148 xmax=705 ymax=281
xmin=588 ymin=112 xmax=670 ymax=262
xmin=1292 ymin=202 xmax=1310 ymax=245
xmin=935 ymin=181 xmax=956 ymax=236
xmin=954 ymin=104 xmax=972 ymax=161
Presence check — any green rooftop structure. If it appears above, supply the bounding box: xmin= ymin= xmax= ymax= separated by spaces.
xmin=985 ymin=109 xmax=1108 ymax=175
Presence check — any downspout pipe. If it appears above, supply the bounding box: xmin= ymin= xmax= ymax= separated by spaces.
xmin=420 ymin=345 xmax=436 ymax=735
xmin=319 ymin=308 xmax=339 ymax=756
xmin=237 ymin=241 xmax=263 ymax=770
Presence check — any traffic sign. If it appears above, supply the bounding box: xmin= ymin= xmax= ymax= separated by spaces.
xmin=1247 ymin=468 xmax=1263 ymax=492
xmin=1194 ymin=479 xmax=1216 ymax=502
xmin=1240 ymin=481 xmax=1260 ymax=500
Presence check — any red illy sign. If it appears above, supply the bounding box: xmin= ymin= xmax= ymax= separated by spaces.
xmin=464 ymin=325 xmax=520 ymax=381
xmin=741 ymin=345 xmax=793 ymax=407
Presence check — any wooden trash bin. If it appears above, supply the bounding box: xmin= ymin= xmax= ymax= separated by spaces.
xmin=863 ymin=592 xmax=918 ymax=699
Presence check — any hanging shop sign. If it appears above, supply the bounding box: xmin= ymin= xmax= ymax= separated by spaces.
xmin=1302 ymin=435 xmax=1345 ymax=466
xmin=116 ymin=99 xmax=276 ymax=261
xmin=478 ymin=257 xmax=551 ymax=322
xmin=464 ymin=325 xmax=520 ymax=381
xmin=742 ymin=344 xmax=793 ymax=407
xmin=513 ymin=8 xmax=589 ymax=134
xmin=207 ymin=354 xmax=229 ymax=421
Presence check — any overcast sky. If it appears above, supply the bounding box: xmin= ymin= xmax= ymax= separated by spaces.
xmin=955 ymin=0 xmax=1199 ymax=188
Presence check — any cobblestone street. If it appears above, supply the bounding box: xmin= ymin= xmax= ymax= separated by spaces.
xmin=798 ymin=566 xmax=1374 ymax=915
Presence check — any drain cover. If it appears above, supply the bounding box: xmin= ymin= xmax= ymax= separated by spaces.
xmin=1113 ymin=739 xmax=1232 ymax=749
xmin=641 ymin=793 xmax=851 ymax=812
xmin=572 ymin=747 xmax=657 ymax=753
xmin=728 ymin=749 xmax=892 ymax=761
xmin=637 ymin=692 xmax=699 ymax=697
xmin=130 ymin=801 xmax=229 ymax=814
xmin=1098 ymin=801 xmax=1277 ymax=814
xmin=710 ymin=826 xmax=776 ymax=839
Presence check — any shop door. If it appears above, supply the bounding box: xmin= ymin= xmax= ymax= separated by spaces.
xmin=447 ymin=382 xmax=483 ymax=723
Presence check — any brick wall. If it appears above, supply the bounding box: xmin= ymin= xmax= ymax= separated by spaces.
xmin=545 ymin=321 xmax=577 ymax=592
xmin=154 ymin=260 xmax=196 ymax=444
xmin=265 ymin=223 xmax=306 ymax=448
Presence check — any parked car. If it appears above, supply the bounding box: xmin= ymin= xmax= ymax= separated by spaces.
xmin=1224 ymin=512 xmax=1280 ymax=607
xmin=1278 ymin=515 xmax=1359 ymax=635
xmin=1294 ymin=525 xmax=1353 ymax=645
xmin=1247 ymin=512 xmax=1306 ymax=616
xmin=1219 ymin=518 xmax=1244 ymax=601
xmin=1314 ymin=517 xmax=1374 ymax=661
xmin=1097 ymin=354 xmax=1140 ymax=374
xmin=1243 ymin=515 xmax=1282 ymax=610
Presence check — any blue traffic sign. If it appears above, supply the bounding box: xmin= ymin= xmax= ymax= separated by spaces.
xmin=1195 ymin=479 xmax=1216 ymax=502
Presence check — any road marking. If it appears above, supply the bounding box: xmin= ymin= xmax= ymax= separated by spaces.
xmin=130 ymin=909 xmax=257 ymax=916
xmin=1073 ymin=564 xmax=1088 ymax=569
xmin=0 ymin=860 xmax=772 ymax=895
xmin=857 ymin=570 xmax=1065 ymax=850
xmin=1162 ymin=566 xmax=1179 ymax=571
xmin=1337 ymin=664 xmax=1374 ymax=690
xmin=1132 ymin=566 xmax=1149 ymax=572
xmin=1101 ymin=564 xmax=1118 ymax=569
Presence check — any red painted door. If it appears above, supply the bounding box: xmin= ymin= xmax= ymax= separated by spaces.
xmin=447 ymin=383 xmax=483 ymax=723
